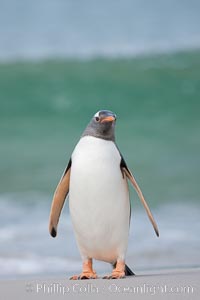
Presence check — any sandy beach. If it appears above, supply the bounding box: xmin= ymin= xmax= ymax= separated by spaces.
xmin=0 ymin=268 xmax=199 ymax=300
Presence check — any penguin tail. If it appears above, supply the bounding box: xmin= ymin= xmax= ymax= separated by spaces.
xmin=125 ymin=264 xmax=135 ymax=276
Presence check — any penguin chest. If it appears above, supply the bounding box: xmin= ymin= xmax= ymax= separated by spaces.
xmin=69 ymin=136 xmax=130 ymax=261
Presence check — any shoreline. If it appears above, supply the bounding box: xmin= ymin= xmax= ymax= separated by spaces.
xmin=0 ymin=268 xmax=199 ymax=299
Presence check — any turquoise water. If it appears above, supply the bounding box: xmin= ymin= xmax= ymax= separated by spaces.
xmin=0 ymin=51 xmax=199 ymax=203
xmin=0 ymin=50 xmax=200 ymax=278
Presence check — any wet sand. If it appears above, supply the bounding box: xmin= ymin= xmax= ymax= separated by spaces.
xmin=0 ymin=268 xmax=199 ymax=300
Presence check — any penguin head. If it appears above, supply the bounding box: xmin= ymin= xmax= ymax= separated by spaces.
xmin=82 ymin=110 xmax=117 ymax=141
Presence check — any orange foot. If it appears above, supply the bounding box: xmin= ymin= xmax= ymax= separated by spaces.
xmin=70 ymin=259 xmax=98 ymax=280
xmin=103 ymin=260 xmax=125 ymax=279
xmin=70 ymin=271 xmax=97 ymax=280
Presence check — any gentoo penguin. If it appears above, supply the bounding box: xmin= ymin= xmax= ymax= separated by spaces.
xmin=49 ymin=110 xmax=159 ymax=279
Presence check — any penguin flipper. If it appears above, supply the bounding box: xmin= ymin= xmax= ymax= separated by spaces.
xmin=49 ymin=159 xmax=72 ymax=237
xmin=120 ymin=157 xmax=159 ymax=237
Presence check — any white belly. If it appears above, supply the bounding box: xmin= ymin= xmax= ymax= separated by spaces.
xmin=69 ymin=136 xmax=130 ymax=263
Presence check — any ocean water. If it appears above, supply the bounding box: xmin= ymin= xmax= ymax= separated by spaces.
xmin=0 ymin=0 xmax=200 ymax=279
xmin=0 ymin=51 xmax=200 ymax=278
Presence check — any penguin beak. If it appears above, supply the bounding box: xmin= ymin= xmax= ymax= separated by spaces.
xmin=101 ymin=116 xmax=116 ymax=123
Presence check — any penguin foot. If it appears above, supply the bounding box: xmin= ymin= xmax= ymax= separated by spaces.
xmin=70 ymin=259 xmax=97 ymax=280
xmin=70 ymin=271 xmax=97 ymax=280
xmin=70 ymin=274 xmax=79 ymax=280
xmin=103 ymin=260 xmax=125 ymax=279
xmin=103 ymin=271 xmax=125 ymax=279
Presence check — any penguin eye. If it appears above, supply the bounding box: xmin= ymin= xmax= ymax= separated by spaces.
xmin=95 ymin=116 xmax=100 ymax=122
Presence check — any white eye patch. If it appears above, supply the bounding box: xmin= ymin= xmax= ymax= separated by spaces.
xmin=94 ymin=111 xmax=100 ymax=118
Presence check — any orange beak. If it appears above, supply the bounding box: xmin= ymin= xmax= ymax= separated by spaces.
xmin=101 ymin=116 xmax=115 ymax=123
